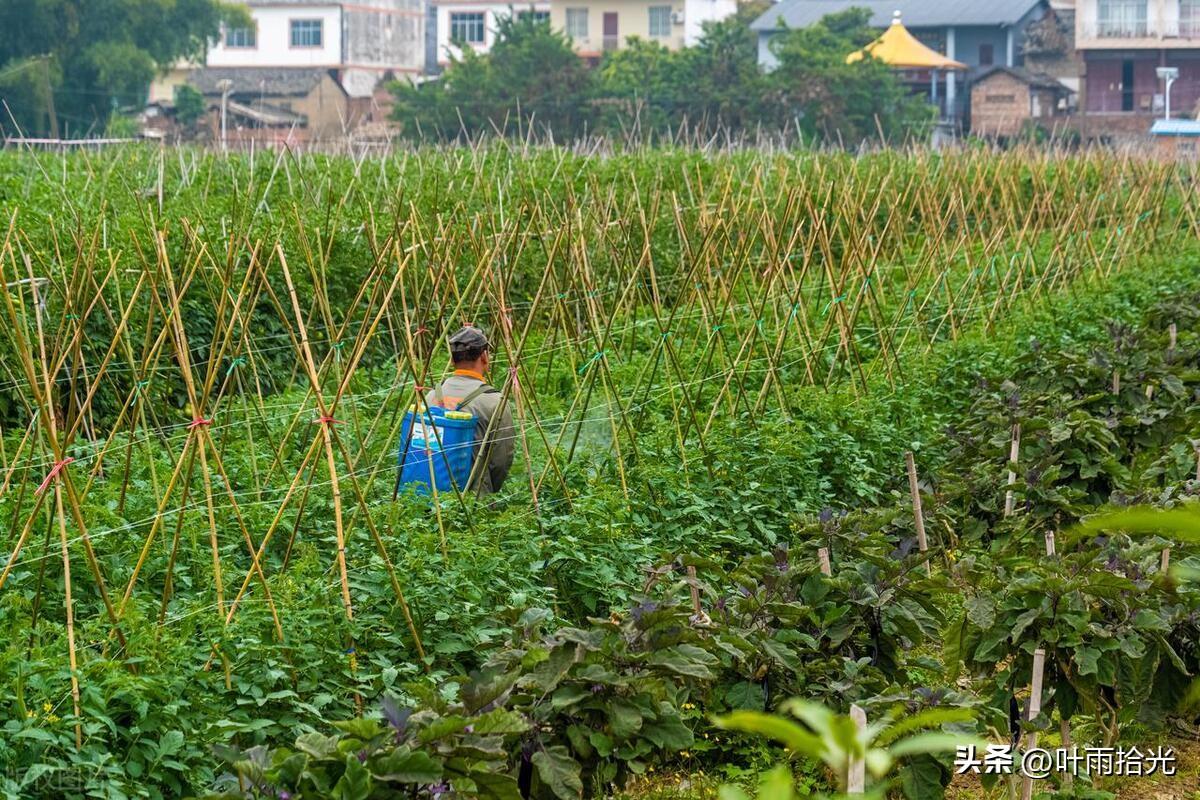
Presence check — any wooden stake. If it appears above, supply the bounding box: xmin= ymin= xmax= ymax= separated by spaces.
xmin=1020 ymin=648 xmax=1046 ymax=800
xmin=818 ymin=547 xmax=832 ymax=576
xmin=1168 ymin=322 xmax=1177 ymax=360
xmin=905 ymin=451 xmax=931 ymax=575
xmin=1004 ymin=424 xmax=1021 ymax=517
xmin=1161 ymin=547 xmax=1170 ymax=574
xmin=847 ymin=704 xmax=867 ymax=794
xmin=1044 ymin=530 xmax=1056 ymax=557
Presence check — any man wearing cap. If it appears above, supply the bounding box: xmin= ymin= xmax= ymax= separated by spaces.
xmin=431 ymin=326 xmax=515 ymax=496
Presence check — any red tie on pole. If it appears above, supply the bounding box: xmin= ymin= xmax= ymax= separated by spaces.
xmin=188 ymin=417 xmax=213 ymax=430
xmin=35 ymin=457 xmax=75 ymax=495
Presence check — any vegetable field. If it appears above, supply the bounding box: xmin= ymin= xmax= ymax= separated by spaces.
xmin=1 ymin=145 xmax=1199 ymax=799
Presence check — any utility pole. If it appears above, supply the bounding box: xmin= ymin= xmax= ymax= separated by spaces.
xmin=216 ymin=78 xmax=233 ymax=151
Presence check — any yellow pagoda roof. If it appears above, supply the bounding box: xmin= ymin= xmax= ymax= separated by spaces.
xmin=847 ymin=11 xmax=967 ymax=70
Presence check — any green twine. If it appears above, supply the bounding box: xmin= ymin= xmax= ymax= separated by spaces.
xmin=64 ymin=314 xmax=79 ymax=321
xmin=821 ymin=295 xmax=846 ymax=315
xmin=225 ymin=356 xmax=246 ymax=377
xmin=712 ymin=324 xmax=724 ymax=332
xmin=577 ymin=350 xmax=605 ymax=373
xmin=134 ymin=379 xmax=151 ymax=394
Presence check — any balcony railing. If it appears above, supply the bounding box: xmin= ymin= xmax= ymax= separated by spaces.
xmin=602 ymin=35 xmax=619 ymax=51
xmin=1080 ymin=19 xmax=1200 ymax=39
xmin=1164 ymin=19 xmax=1200 ymax=37
xmin=1083 ymin=21 xmax=1150 ymax=38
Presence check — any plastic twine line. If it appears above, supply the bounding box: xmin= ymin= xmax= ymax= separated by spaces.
xmin=188 ymin=418 xmax=213 ymax=430
xmin=578 ymin=350 xmax=605 ymax=374
xmin=225 ymin=356 xmax=246 ymax=377
xmin=822 ymin=295 xmax=846 ymax=315
xmin=35 ymin=457 xmax=74 ymax=495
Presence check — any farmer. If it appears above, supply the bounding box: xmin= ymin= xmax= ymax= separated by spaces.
xmin=431 ymin=325 xmax=515 ymax=497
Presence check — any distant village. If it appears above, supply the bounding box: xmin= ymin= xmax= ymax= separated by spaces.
xmin=139 ymin=0 xmax=1200 ymax=150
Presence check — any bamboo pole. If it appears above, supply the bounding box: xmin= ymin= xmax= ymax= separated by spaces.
xmin=1021 ymin=648 xmax=1046 ymax=800
xmin=905 ymin=451 xmax=931 ymax=575
xmin=847 ymin=704 xmax=866 ymax=794
xmin=1004 ymin=424 xmax=1021 ymax=518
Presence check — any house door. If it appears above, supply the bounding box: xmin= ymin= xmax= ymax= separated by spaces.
xmin=603 ymin=12 xmax=618 ymax=50
xmin=1121 ymin=60 xmax=1134 ymax=112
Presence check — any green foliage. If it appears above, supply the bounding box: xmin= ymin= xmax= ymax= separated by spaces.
xmin=392 ymin=12 xmax=591 ymax=139
xmin=713 ymin=700 xmax=976 ymax=797
xmin=767 ymin=9 xmax=934 ymax=142
xmin=174 ymin=84 xmax=206 ymax=128
xmin=0 ymin=0 xmax=247 ymax=135
xmin=392 ymin=7 xmax=931 ymax=143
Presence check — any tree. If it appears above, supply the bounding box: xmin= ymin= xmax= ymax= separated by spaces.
xmin=392 ymin=10 xmax=591 ymax=140
xmin=0 ymin=0 xmax=248 ymax=136
xmin=765 ymin=9 xmax=934 ymax=144
xmin=174 ymin=83 xmax=206 ymax=128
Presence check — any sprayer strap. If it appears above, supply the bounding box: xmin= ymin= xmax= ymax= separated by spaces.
xmin=455 ymin=384 xmax=498 ymax=411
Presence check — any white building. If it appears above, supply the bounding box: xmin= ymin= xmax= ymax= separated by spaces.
xmin=429 ymin=2 xmax=551 ymax=67
xmin=205 ymin=0 xmax=425 ymax=96
xmin=549 ymin=0 xmax=735 ymax=56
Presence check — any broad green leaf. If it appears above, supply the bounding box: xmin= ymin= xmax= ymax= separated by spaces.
xmin=888 ymin=732 xmax=978 ymax=759
xmin=471 ymin=708 xmax=530 ymax=735
xmin=1073 ymin=506 xmax=1200 ymax=542
xmin=874 ymin=708 xmax=974 ymax=747
xmin=725 ymin=680 xmax=766 ymax=710
xmin=332 ymin=753 xmax=372 ymax=800
xmin=295 ymin=732 xmax=340 ymax=760
xmin=608 ymin=699 xmax=643 ymax=739
xmin=712 ymin=710 xmax=824 ymax=761
xmin=532 ymin=746 xmax=583 ymax=800
xmin=372 ymin=747 xmax=443 ymax=783
xmin=641 ymin=716 xmax=693 ymax=750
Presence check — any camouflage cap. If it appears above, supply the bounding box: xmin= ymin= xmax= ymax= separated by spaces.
xmin=448 ymin=325 xmax=489 ymax=352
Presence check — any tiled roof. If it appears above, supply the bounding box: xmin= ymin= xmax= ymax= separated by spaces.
xmin=751 ymin=0 xmax=1044 ymax=32
xmin=190 ymin=68 xmax=336 ymax=97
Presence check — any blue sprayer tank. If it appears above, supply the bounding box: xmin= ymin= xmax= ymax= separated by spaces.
xmin=397 ymin=404 xmax=477 ymax=494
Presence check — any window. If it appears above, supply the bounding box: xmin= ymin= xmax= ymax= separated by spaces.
xmin=290 ymin=19 xmax=323 ymax=48
xmin=518 ymin=9 xmax=550 ymax=24
xmin=979 ymin=43 xmax=993 ymax=65
xmin=565 ymin=7 xmax=588 ymax=38
xmin=1182 ymin=0 xmax=1200 ymax=37
xmin=648 ymin=6 xmax=672 ymax=37
xmin=1096 ymin=0 xmax=1147 ymax=36
xmin=225 ymin=25 xmax=256 ymax=48
xmin=450 ymin=12 xmax=486 ymax=44
xmin=985 ymin=93 xmax=1016 ymax=103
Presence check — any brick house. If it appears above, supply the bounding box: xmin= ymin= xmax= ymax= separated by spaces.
xmin=970 ymin=65 xmax=1073 ymax=135
xmin=1075 ymin=0 xmax=1200 ymax=140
